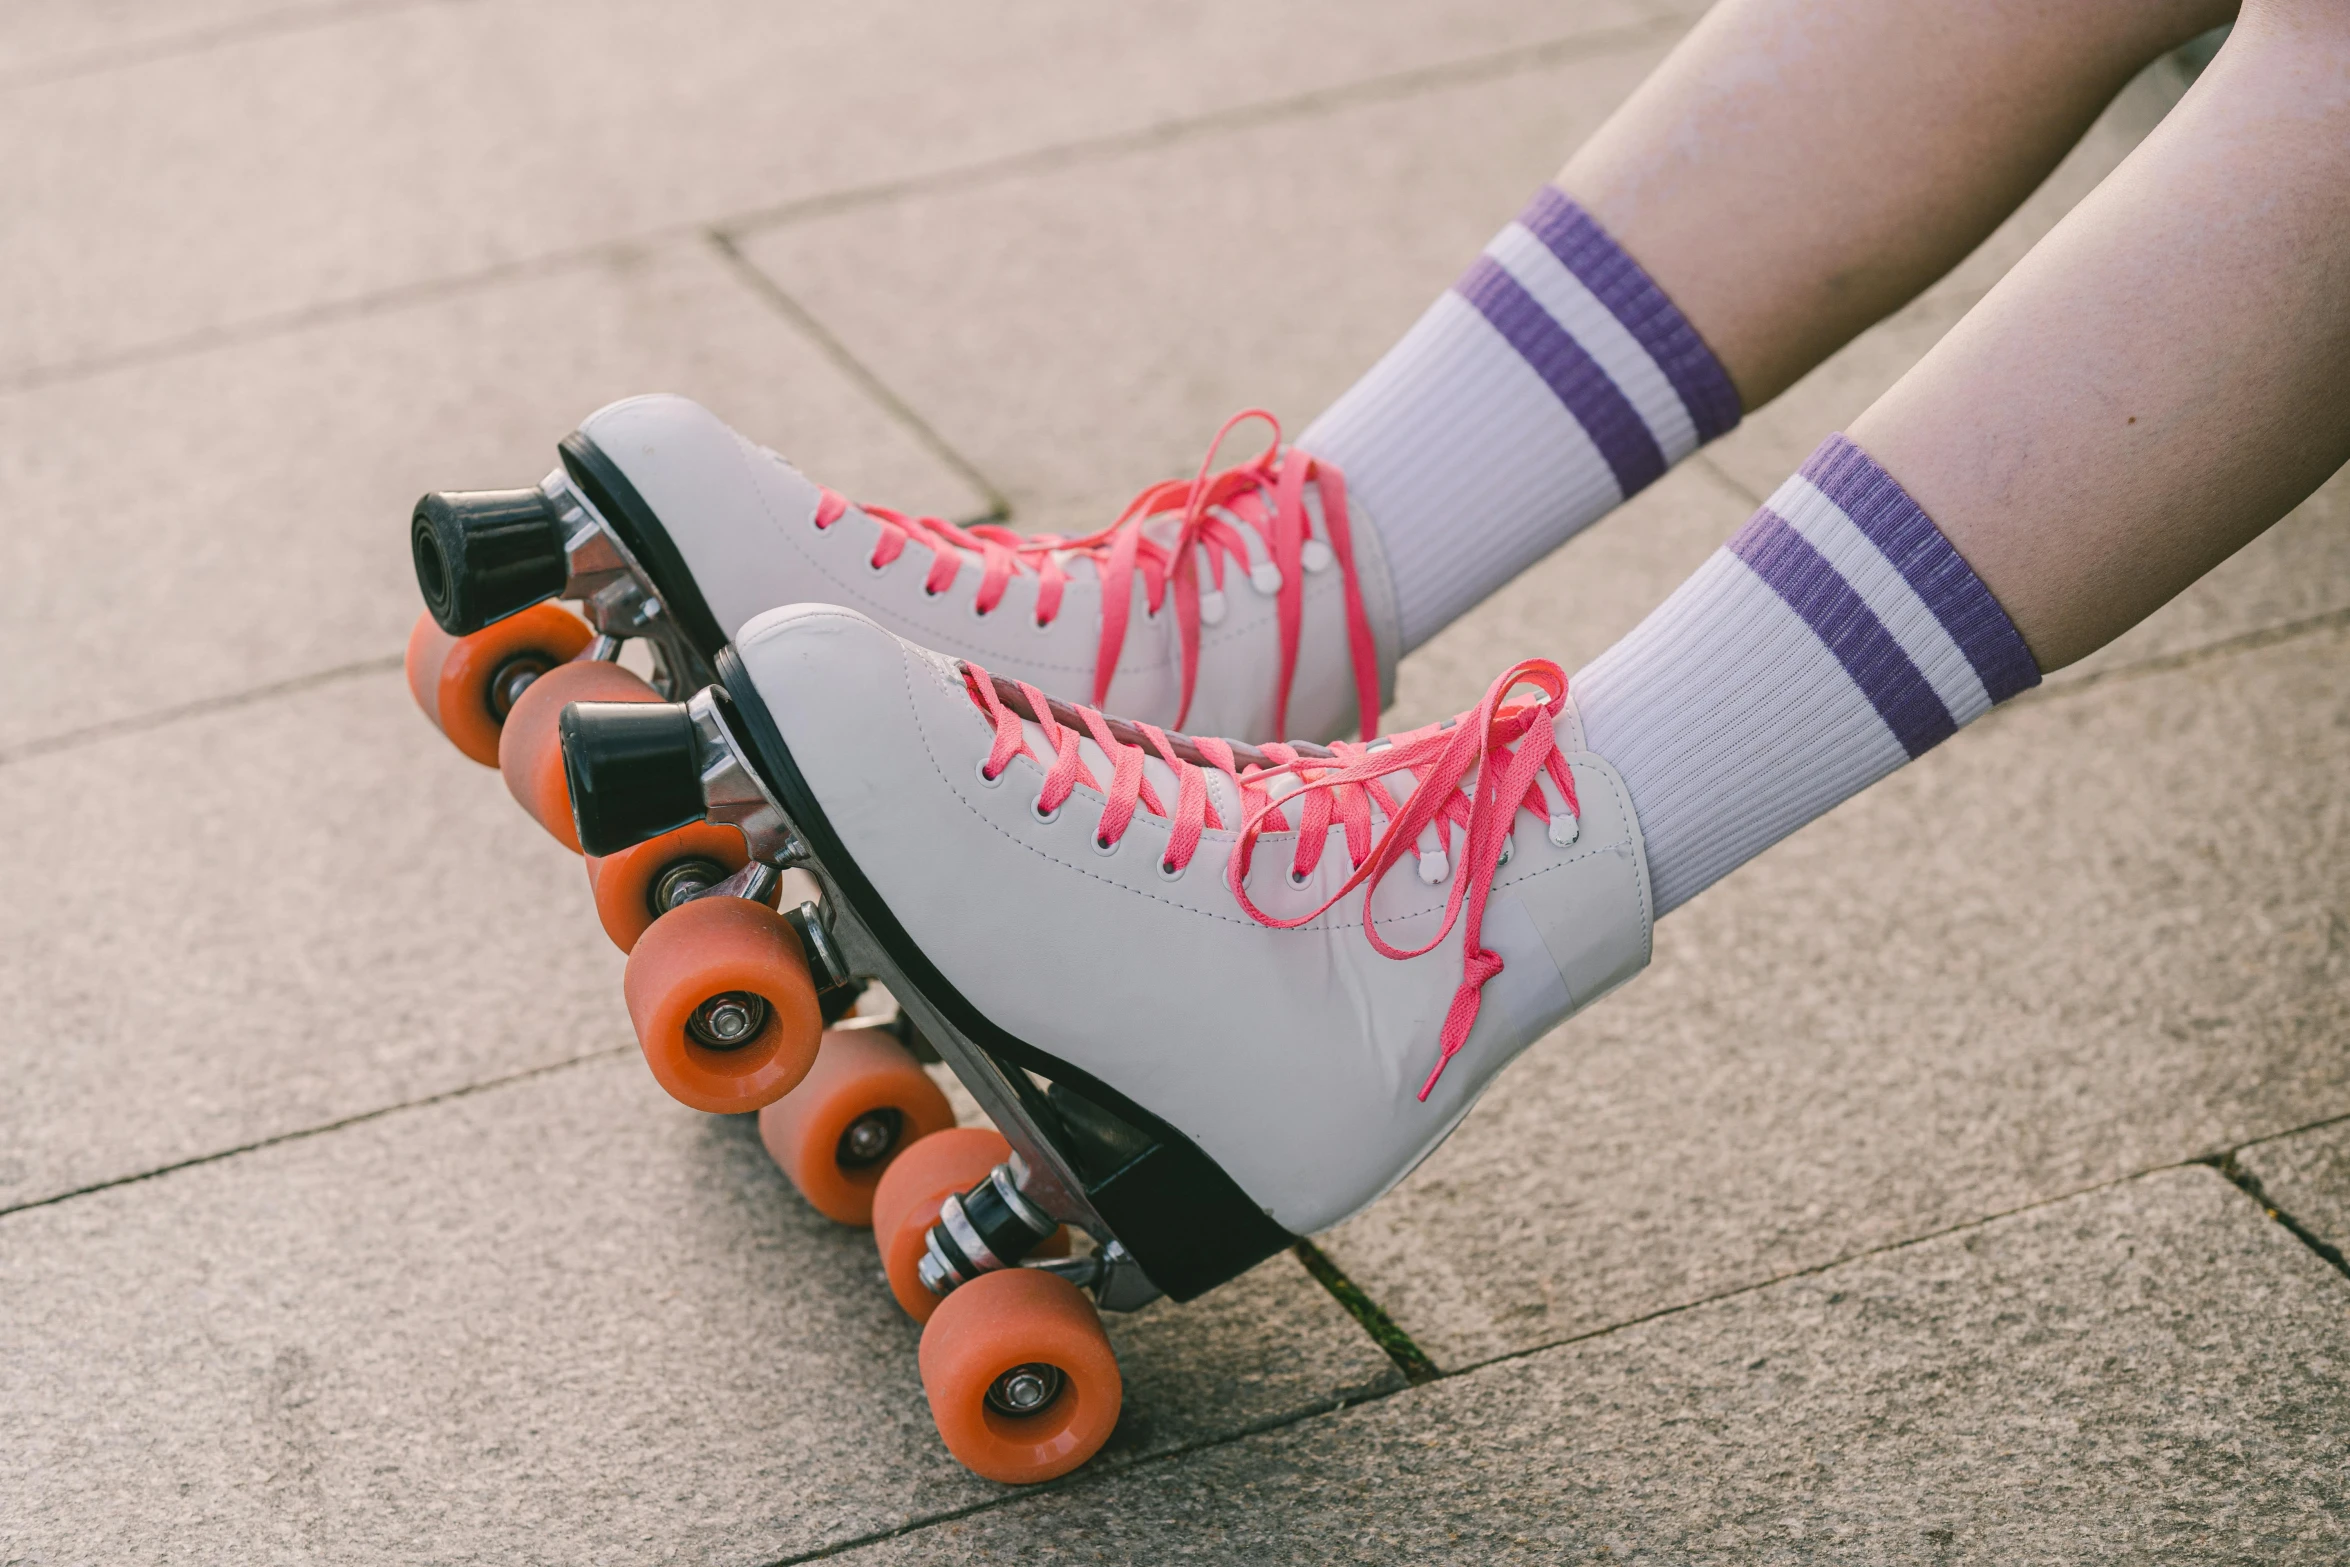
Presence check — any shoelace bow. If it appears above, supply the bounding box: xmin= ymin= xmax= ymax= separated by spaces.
xmin=966 ymin=658 xmax=1583 ymax=1098
xmin=816 ymin=410 xmax=1381 ymax=741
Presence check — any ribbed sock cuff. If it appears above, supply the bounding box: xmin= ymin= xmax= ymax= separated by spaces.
xmin=1303 ymin=188 xmax=1740 ymax=653
xmin=1579 ymin=434 xmax=2038 ymax=916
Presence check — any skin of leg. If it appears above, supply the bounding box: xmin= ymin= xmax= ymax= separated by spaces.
xmin=1848 ymin=0 xmax=2350 ymax=671
xmin=1558 ymin=0 xmax=2236 ymax=408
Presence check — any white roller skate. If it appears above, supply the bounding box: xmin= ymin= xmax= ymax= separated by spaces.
xmin=405 ymin=394 xmax=1397 ymax=865
xmin=558 ymin=604 xmax=1652 ymax=1483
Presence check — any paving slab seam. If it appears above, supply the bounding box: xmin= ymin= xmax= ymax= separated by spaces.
xmin=0 ymin=241 xmax=625 ymax=397
xmin=762 ymin=1143 xmax=2350 ymax=1562
xmin=0 ymin=1045 xmax=626 ymax=1222
xmin=1291 ymin=1239 xmax=1443 ymax=1384
xmin=0 ymin=653 xmax=402 ymax=771
xmin=0 ymin=15 xmax=1687 ymax=399
xmin=0 ymin=0 xmax=465 ymax=93
xmin=709 ymin=15 xmax=1689 ymax=244
xmin=2024 ymin=599 xmax=2350 ymax=704
xmin=2222 ymin=1105 xmax=2350 ymax=1162
xmin=751 ymin=1381 xmax=1406 ymax=1567
xmin=2209 ymin=1146 xmax=2350 ymax=1284
xmin=705 ymin=231 xmax=1012 ymax=520
xmin=1689 ymin=450 xmax=1765 ymax=507
xmin=1407 ymin=1130 xmax=2350 ymax=1389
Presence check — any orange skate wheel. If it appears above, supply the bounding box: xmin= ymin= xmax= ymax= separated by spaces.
xmin=497 ymin=657 xmax=659 ymax=852
xmin=588 ymin=822 xmax=750 ymax=953
xmin=919 ymin=1268 xmax=1121 ymax=1485
xmin=623 ymin=895 xmax=823 ymax=1114
xmin=872 ymin=1127 xmax=1013 ymax=1323
xmin=405 ymin=613 xmax=459 ymax=735
xmin=759 ymin=1028 xmax=957 ymax=1225
xmin=405 ymin=603 xmax=593 ymax=768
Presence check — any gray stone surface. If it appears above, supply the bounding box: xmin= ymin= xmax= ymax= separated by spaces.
xmin=736 ymin=30 xmax=1680 ymax=536
xmin=0 ymin=1055 xmax=1398 ymax=1564
xmin=2239 ymin=1122 xmax=2350 ymax=1264
xmin=0 ymin=0 xmax=1667 ymax=382
xmin=0 ymin=0 xmax=391 ymax=85
xmin=836 ymin=1168 xmax=2350 ymax=1565
xmin=0 ymin=669 xmax=629 ymax=1209
xmin=1326 ymin=624 xmax=2350 ymax=1367
xmin=0 ymin=237 xmax=979 ymax=756
xmin=10 ymin=2 xmax=2347 ymax=1559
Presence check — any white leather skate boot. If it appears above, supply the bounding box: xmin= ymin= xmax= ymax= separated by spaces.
xmin=564 ymin=603 xmax=1653 ymax=1317
xmin=406 ymin=394 xmax=1400 ymax=816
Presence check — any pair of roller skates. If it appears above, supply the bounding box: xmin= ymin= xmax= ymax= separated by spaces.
xmin=405 ymin=395 xmax=1655 ymax=1483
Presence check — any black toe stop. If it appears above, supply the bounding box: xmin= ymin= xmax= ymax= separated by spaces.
xmin=561 ymin=700 xmax=707 ymax=857
xmin=412 ymin=488 xmax=569 ymax=636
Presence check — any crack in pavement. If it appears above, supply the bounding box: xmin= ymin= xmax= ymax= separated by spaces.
xmin=704 ymin=230 xmax=1013 ymax=523
xmin=2208 ymin=1142 xmax=2350 ymax=1285
xmin=0 ymin=15 xmax=1687 ymax=397
xmin=1291 ymin=1238 xmax=1442 ymax=1385
xmin=0 ymin=654 xmax=403 ymax=772
xmin=752 ymin=1125 xmax=2350 ymax=1562
xmin=0 ymin=0 xmax=467 ymax=93
xmin=0 ymin=1047 xmax=626 ymax=1221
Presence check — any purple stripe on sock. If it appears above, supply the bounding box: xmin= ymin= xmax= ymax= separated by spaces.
xmin=1454 ymin=255 xmax=1665 ymax=498
xmin=1728 ymin=509 xmax=1957 ymax=759
xmin=1798 ymin=435 xmax=2042 ymax=703
xmin=1518 ymin=186 xmax=1743 ymax=445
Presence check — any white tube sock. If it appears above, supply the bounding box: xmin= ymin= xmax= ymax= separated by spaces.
xmin=1300 ymin=186 xmax=1742 ymax=653
xmin=1576 ymin=436 xmax=2043 ymax=916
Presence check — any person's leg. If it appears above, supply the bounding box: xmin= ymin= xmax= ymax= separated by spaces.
xmin=1562 ymin=0 xmax=2236 ymax=410
xmin=1306 ymin=0 xmax=2233 ymax=655
xmin=1847 ymin=0 xmax=2350 ymax=671
xmin=1577 ymin=0 xmax=2350 ymax=913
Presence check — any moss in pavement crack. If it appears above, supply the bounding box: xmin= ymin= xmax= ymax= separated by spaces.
xmin=1292 ymin=1239 xmax=1442 ymax=1385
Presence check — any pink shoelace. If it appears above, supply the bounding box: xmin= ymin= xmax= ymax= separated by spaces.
xmin=815 ymin=410 xmax=1382 ymax=742
xmin=965 ymin=658 xmax=1583 ymax=1098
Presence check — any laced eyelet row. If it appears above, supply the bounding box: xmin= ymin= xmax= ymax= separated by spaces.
xmin=960 ymin=656 xmax=1585 ymax=1103
xmin=981 ymin=746 xmax=1194 ymax=878
xmin=803 ymin=407 xmax=1382 ymax=743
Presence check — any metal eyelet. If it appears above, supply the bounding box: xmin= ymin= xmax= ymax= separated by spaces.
xmin=1286 ymin=866 xmax=1313 ymax=890
xmin=1031 ymin=797 xmax=1061 ymax=826
xmin=1156 ymin=855 xmax=1188 ymax=883
xmin=975 ymin=757 xmax=1006 ymax=789
xmin=1090 ymin=829 xmax=1122 ymax=858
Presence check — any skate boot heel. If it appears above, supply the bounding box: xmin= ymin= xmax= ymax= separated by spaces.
xmin=412 ymin=488 xmax=570 ymax=637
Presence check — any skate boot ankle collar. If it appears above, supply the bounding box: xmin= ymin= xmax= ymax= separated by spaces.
xmin=819 ymin=410 xmax=1383 ymax=741
xmin=964 ymin=657 xmax=1585 ymax=1099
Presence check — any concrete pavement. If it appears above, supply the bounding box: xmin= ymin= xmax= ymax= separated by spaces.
xmin=4 ymin=5 xmax=2344 ymax=1562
